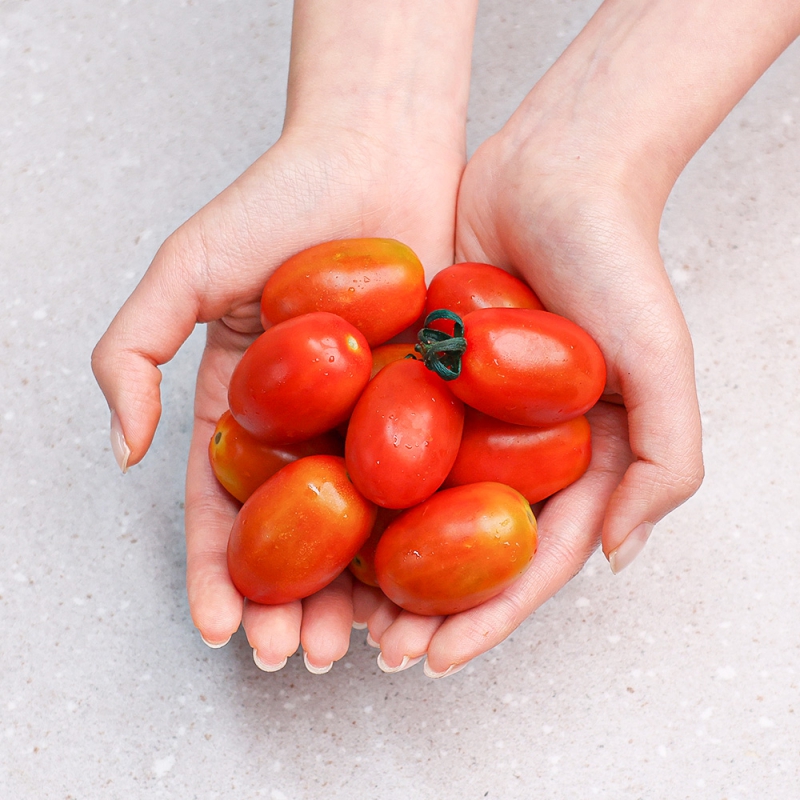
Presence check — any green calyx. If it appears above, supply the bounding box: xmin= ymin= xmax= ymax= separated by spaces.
xmin=414 ymin=309 xmax=467 ymax=381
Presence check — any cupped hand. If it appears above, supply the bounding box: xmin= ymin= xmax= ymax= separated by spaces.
xmin=92 ymin=125 xmax=465 ymax=671
xmin=366 ymin=120 xmax=704 ymax=677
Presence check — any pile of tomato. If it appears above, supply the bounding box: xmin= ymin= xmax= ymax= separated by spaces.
xmin=209 ymin=239 xmax=606 ymax=616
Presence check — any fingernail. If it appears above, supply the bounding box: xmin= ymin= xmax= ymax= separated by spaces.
xmin=201 ymin=634 xmax=231 ymax=649
xmin=352 ymin=621 xmax=368 ymax=630
xmin=303 ymin=651 xmax=333 ymax=675
xmin=423 ymin=659 xmax=467 ymax=680
xmin=609 ymin=522 xmax=654 ymax=574
xmin=377 ymin=652 xmax=424 ymax=674
xmin=253 ymin=649 xmax=287 ymax=672
xmin=110 ymin=410 xmax=131 ymax=473
xmin=366 ymin=632 xmax=380 ymax=649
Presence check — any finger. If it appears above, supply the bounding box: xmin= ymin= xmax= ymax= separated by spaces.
xmin=376 ymin=611 xmax=444 ymax=674
xmin=242 ymin=599 xmax=303 ymax=672
xmin=352 ymin=580 xmax=384 ymax=628
xmin=424 ymin=403 xmax=632 ymax=675
xmin=299 ymin=571 xmax=355 ymax=674
xmin=92 ymin=228 xmax=207 ymax=469
xmin=601 ymin=290 xmax=704 ymax=572
xmin=184 ymin=327 xmax=252 ymax=648
xmin=366 ymin=598 xmax=403 ymax=648
xmin=184 ymin=408 xmax=244 ymax=647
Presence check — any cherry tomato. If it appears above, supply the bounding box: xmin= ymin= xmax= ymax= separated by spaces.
xmin=348 ymin=506 xmax=401 ymax=587
xmin=209 ymin=410 xmax=344 ymax=503
xmin=418 ymin=308 xmax=606 ymax=427
xmin=369 ymin=342 xmax=418 ymax=379
xmin=227 ymin=455 xmax=376 ymax=604
xmin=228 ymin=311 xmax=372 ymax=444
xmin=425 ymin=262 xmax=544 ymax=322
xmin=443 ymin=409 xmax=591 ymax=504
xmin=374 ymin=482 xmax=537 ymax=616
xmin=260 ymin=238 xmax=427 ymax=346
xmin=345 ymin=358 xmax=464 ymax=509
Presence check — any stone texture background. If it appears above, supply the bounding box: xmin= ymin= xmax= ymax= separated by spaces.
xmin=2 ymin=1 xmax=798 ymax=797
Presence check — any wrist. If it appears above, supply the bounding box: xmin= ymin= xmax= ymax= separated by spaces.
xmin=498 ymin=0 xmax=800 ymax=217
xmin=283 ymin=0 xmax=478 ymax=155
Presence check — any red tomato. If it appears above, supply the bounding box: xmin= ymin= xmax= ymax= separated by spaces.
xmin=228 ymin=312 xmax=372 ymax=444
xmin=443 ymin=409 xmax=591 ymax=503
xmin=418 ymin=308 xmax=606 ymax=427
xmin=209 ymin=410 xmax=344 ymax=503
xmin=260 ymin=238 xmax=427 ymax=346
xmin=345 ymin=358 xmax=464 ymax=509
xmin=374 ymin=482 xmax=537 ymax=616
xmin=425 ymin=262 xmax=544 ymax=321
xmin=348 ymin=506 xmax=401 ymax=587
xmin=227 ymin=455 xmax=376 ymax=604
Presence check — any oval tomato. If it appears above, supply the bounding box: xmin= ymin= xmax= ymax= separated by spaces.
xmin=369 ymin=342 xmax=418 ymax=380
xmin=345 ymin=358 xmax=464 ymax=509
xmin=228 ymin=311 xmax=372 ymax=444
xmin=260 ymin=238 xmax=427 ymax=346
xmin=418 ymin=308 xmax=606 ymax=427
xmin=425 ymin=262 xmax=544 ymax=321
xmin=374 ymin=482 xmax=537 ymax=616
xmin=443 ymin=409 xmax=591 ymax=503
xmin=227 ymin=455 xmax=376 ymax=604
xmin=209 ymin=410 xmax=344 ymax=503
xmin=348 ymin=506 xmax=401 ymax=587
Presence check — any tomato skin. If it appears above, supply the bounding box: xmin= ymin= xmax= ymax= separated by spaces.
xmin=451 ymin=308 xmax=606 ymax=427
xmin=227 ymin=455 xmax=376 ymax=604
xmin=209 ymin=410 xmax=344 ymax=503
xmin=443 ymin=409 xmax=591 ymax=504
xmin=228 ymin=312 xmax=372 ymax=444
xmin=374 ymin=482 xmax=537 ymax=616
xmin=261 ymin=238 xmax=427 ymax=346
xmin=348 ymin=506 xmax=401 ymax=587
xmin=369 ymin=342 xmax=418 ymax=380
xmin=345 ymin=358 xmax=464 ymax=509
xmin=425 ymin=262 xmax=544 ymax=321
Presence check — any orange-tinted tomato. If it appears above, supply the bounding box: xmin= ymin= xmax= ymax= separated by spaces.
xmin=261 ymin=238 xmax=427 ymax=346
xmin=450 ymin=308 xmax=606 ymax=427
xmin=227 ymin=455 xmax=376 ymax=604
xmin=348 ymin=506 xmax=401 ymax=587
xmin=374 ymin=482 xmax=537 ymax=616
xmin=443 ymin=409 xmax=591 ymax=504
xmin=209 ymin=410 xmax=344 ymax=503
xmin=228 ymin=312 xmax=372 ymax=444
xmin=425 ymin=262 xmax=544 ymax=321
xmin=369 ymin=342 xmax=418 ymax=380
xmin=345 ymin=358 xmax=464 ymax=509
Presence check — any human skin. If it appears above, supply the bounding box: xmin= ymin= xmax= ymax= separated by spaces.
xmin=91 ymin=0 xmax=479 ymax=673
xmin=367 ymin=0 xmax=800 ymax=676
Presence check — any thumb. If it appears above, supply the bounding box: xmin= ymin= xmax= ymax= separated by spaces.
xmin=91 ymin=228 xmax=205 ymax=470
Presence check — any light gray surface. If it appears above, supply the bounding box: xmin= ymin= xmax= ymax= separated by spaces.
xmin=2 ymin=1 xmax=799 ymax=798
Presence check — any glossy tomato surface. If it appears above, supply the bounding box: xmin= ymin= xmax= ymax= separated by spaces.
xmin=451 ymin=308 xmax=606 ymax=426
xmin=374 ymin=482 xmax=537 ymax=616
xmin=228 ymin=311 xmax=372 ymax=444
xmin=345 ymin=358 xmax=464 ymax=509
xmin=209 ymin=410 xmax=344 ymax=503
xmin=425 ymin=262 xmax=544 ymax=321
xmin=227 ymin=455 xmax=376 ymax=604
xmin=260 ymin=238 xmax=427 ymax=346
xmin=443 ymin=409 xmax=591 ymax=504
xmin=348 ymin=506 xmax=401 ymax=587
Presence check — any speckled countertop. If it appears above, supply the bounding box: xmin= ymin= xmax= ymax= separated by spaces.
xmin=2 ymin=2 xmax=798 ymax=797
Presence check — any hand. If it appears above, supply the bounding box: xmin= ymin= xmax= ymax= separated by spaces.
xmin=366 ymin=0 xmax=800 ymax=677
